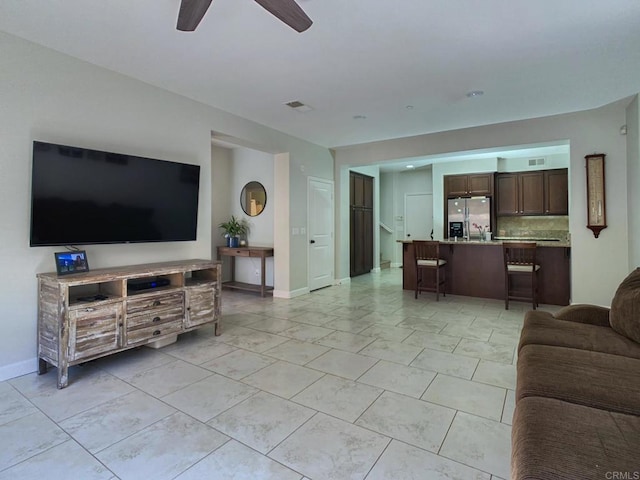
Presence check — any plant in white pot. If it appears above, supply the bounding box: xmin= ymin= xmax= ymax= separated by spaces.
xmin=218 ymin=215 xmax=248 ymax=247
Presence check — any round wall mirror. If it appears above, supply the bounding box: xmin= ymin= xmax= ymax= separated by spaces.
xmin=240 ymin=181 xmax=267 ymax=217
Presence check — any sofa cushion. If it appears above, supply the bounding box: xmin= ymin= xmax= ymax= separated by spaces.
xmin=512 ymin=396 xmax=640 ymax=480
xmin=553 ymin=304 xmax=611 ymax=327
xmin=518 ymin=310 xmax=640 ymax=359
xmin=517 ymin=344 xmax=640 ymax=415
xmin=610 ymin=267 xmax=640 ymax=343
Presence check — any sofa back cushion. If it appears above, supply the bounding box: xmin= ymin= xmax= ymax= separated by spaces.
xmin=610 ymin=267 xmax=640 ymax=343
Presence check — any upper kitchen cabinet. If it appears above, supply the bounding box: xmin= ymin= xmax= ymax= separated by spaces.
xmin=496 ymin=168 xmax=568 ymax=216
xmin=445 ymin=173 xmax=493 ymax=197
xmin=520 ymin=172 xmax=545 ymax=215
xmin=544 ymin=169 xmax=569 ymax=215
xmin=495 ymin=174 xmax=518 ymax=215
xmin=496 ymin=171 xmax=544 ymax=216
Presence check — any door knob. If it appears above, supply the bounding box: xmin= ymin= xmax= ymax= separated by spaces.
xmin=310 ymin=240 xmax=316 ymax=244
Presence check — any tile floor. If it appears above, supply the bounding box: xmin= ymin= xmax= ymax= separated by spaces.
xmin=0 ymin=269 xmax=561 ymax=480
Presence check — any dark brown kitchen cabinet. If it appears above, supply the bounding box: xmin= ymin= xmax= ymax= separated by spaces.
xmin=496 ymin=169 xmax=567 ymax=216
xmin=496 ymin=171 xmax=544 ymax=216
xmin=495 ymin=174 xmax=518 ymax=215
xmin=446 ymin=175 xmax=469 ymax=197
xmin=351 ymin=172 xmax=374 ymax=208
xmin=468 ymin=174 xmax=494 ymax=196
xmin=445 ymin=173 xmax=493 ymax=197
xmin=350 ymin=208 xmax=373 ymax=277
xmin=350 ymin=172 xmax=373 ymax=277
xmin=544 ymin=169 xmax=568 ymax=215
xmin=520 ymin=172 xmax=545 ymax=214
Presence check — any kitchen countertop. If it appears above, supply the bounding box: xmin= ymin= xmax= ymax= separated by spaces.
xmin=398 ymin=239 xmax=571 ymax=247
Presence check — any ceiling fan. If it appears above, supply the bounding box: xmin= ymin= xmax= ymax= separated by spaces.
xmin=177 ymin=0 xmax=313 ymax=32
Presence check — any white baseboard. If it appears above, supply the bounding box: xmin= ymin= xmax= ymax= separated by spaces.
xmin=335 ymin=277 xmax=351 ymax=285
xmin=0 ymin=357 xmax=37 ymax=382
xmin=391 ymin=262 xmax=403 ymax=268
xmin=273 ymin=287 xmax=310 ymax=299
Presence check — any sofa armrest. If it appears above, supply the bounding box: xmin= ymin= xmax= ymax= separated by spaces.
xmin=553 ymin=304 xmax=611 ymax=327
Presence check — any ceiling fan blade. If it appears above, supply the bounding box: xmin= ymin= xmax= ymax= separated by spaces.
xmin=177 ymin=0 xmax=214 ymax=31
xmin=254 ymin=0 xmax=313 ymax=32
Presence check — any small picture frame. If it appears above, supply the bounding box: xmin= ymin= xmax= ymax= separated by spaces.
xmin=54 ymin=251 xmax=90 ymax=275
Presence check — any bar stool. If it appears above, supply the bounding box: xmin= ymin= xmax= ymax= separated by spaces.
xmin=413 ymin=240 xmax=447 ymax=301
xmin=503 ymin=242 xmax=540 ymax=310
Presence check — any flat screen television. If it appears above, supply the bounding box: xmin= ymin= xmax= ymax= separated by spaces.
xmin=30 ymin=141 xmax=200 ymax=246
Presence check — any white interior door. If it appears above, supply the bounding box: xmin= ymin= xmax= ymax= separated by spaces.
xmin=404 ymin=193 xmax=433 ymax=241
xmin=308 ymin=178 xmax=334 ymax=291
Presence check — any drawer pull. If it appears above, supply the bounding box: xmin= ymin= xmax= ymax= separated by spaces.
xmin=153 ymin=330 xmax=161 ymax=336
xmin=152 ymin=316 xmax=161 ymax=323
xmin=152 ymin=300 xmax=162 ymax=307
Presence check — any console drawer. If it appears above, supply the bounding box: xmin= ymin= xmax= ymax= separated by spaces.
xmin=127 ymin=305 xmax=184 ymax=329
xmin=126 ymin=291 xmax=184 ymax=315
xmin=125 ymin=320 xmax=183 ymax=346
xmin=225 ymin=249 xmax=250 ymax=257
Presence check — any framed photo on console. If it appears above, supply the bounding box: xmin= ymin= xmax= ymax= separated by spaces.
xmin=54 ymin=250 xmax=90 ymax=275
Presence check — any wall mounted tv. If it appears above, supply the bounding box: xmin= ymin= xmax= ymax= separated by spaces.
xmin=30 ymin=141 xmax=200 ymax=247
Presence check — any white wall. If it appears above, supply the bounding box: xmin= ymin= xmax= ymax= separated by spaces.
xmin=393 ymin=168 xmax=433 ymax=263
xmin=0 ymin=32 xmax=333 ymax=380
xmin=211 ymin=145 xmax=233 ymax=260
xmin=379 ymin=173 xmax=394 ymax=264
xmin=627 ymin=96 xmax=640 ymax=269
xmin=288 ymin=153 xmax=333 ymax=291
xmin=334 ymin=99 xmax=632 ymax=306
xmin=273 ymin=153 xmax=292 ymax=296
xmin=497 ymin=153 xmax=569 ymax=172
xmin=379 ymin=173 xmax=394 ymax=227
xmin=230 ymin=148 xmax=275 ymax=285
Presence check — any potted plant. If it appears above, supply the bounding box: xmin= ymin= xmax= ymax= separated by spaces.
xmin=218 ymin=215 xmax=248 ymax=247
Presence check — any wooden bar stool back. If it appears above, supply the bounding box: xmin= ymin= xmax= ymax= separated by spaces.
xmin=413 ymin=240 xmax=447 ymax=301
xmin=503 ymin=242 xmax=540 ymax=310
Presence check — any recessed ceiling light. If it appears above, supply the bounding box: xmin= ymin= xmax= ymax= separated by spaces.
xmin=406 ymin=165 xmax=415 ymax=169
xmin=466 ymin=90 xmax=484 ymax=98
xmin=353 ymin=115 xmax=367 ymax=120
xmin=405 ymin=105 xmax=414 ymax=110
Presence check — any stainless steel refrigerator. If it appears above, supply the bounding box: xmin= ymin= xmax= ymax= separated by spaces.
xmin=447 ymin=197 xmax=491 ymax=240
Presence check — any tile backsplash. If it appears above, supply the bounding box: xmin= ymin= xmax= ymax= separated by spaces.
xmin=496 ymin=216 xmax=569 ymax=240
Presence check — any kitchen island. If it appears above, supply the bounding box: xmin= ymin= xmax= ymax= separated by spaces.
xmin=400 ymin=239 xmax=571 ymax=305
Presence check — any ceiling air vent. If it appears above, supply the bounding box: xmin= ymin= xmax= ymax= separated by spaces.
xmin=285 ymin=100 xmax=313 ymax=113
xmin=528 ymin=158 xmax=545 ymax=167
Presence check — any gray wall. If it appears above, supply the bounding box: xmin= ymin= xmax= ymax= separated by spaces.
xmin=0 ymin=32 xmax=333 ymax=380
xmin=334 ymin=99 xmax=634 ymax=306
xmin=627 ymin=96 xmax=640 ymax=269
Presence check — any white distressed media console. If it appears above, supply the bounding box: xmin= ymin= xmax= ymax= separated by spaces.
xmin=37 ymin=259 xmax=221 ymax=388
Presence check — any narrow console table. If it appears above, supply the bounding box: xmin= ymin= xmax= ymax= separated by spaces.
xmin=217 ymin=246 xmax=274 ymax=297
xmin=37 ymin=259 xmax=221 ymax=388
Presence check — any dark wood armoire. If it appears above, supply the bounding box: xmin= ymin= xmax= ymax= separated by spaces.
xmin=350 ymin=172 xmax=374 ymax=277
